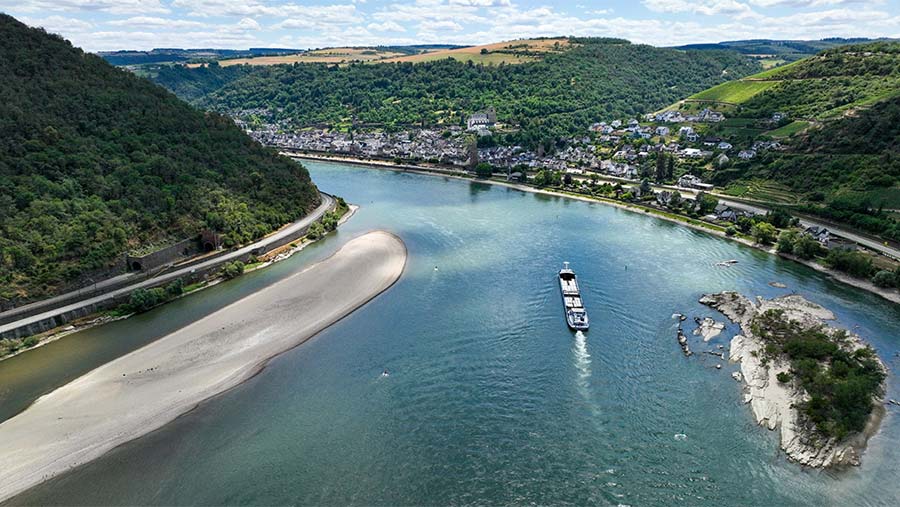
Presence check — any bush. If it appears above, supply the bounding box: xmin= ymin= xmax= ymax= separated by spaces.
xmin=221 ymin=260 xmax=245 ymax=280
xmin=751 ymin=222 xmax=777 ymax=245
xmin=777 ymin=371 xmax=792 ymax=383
xmin=776 ymin=230 xmax=798 ymax=253
xmin=725 ymin=226 xmax=737 ymax=237
xmin=474 ymin=162 xmax=493 ymax=178
xmin=306 ymin=221 xmax=325 ymax=240
xmin=871 ymin=270 xmax=895 ymax=288
xmin=825 ymin=249 xmax=874 ymax=279
xmin=792 ymin=234 xmax=825 ymax=260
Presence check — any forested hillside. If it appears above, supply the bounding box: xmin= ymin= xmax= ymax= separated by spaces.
xmin=152 ymin=38 xmax=760 ymax=149
xmin=718 ymin=95 xmax=900 ymax=239
xmin=0 ymin=15 xmax=320 ymax=306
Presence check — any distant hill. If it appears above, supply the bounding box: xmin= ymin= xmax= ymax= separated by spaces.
xmin=0 ymin=15 xmax=320 ymax=306
xmin=151 ymin=37 xmax=760 ymax=148
xmin=673 ymin=38 xmax=894 ymax=67
xmin=99 ymin=47 xmax=303 ymax=66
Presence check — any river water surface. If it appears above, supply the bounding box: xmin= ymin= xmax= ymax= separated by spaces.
xmin=5 ymin=161 xmax=900 ymax=506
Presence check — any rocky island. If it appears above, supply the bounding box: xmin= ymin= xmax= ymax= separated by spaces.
xmin=700 ymin=291 xmax=887 ymax=468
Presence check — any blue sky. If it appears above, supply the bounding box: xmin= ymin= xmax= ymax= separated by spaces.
xmin=2 ymin=0 xmax=899 ymax=51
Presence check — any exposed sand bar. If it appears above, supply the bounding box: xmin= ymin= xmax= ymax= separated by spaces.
xmin=0 ymin=231 xmax=407 ymax=501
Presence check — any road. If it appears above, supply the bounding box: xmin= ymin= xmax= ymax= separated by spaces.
xmin=0 ymin=193 xmax=334 ymax=338
xmin=568 ymin=172 xmax=900 ymax=260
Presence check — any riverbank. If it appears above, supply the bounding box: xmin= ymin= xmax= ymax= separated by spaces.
xmin=0 ymin=231 xmax=407 ymax=502
xmin=0 ymin=200 xmax=354 ymax=362
xmin=700 ymin=291 xmax=887 ymax=468
xmin=289 ymin=153 xmax=900 ymax=305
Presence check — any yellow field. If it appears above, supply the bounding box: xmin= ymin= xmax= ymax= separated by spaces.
xmin=218 ymin=48 xmax=407 ymax=66
xmin=378 ymin=38 xmax=571 ymax=65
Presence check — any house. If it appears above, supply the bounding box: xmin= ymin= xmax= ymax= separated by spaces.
xmin=686 ymin=132 xmax=700 ymax=143
xmin=610 ymin=119 xmax=622 ymax=128
xmin=716 ymin=153 xmax=730 ymax=167
xmin=738 ymin=150 xmax=756 ymax=160
xmin=655 ymin=126 xmax=670 ymax=136
xmin=772 ymin=112 xmax=786 ymax=122
xmin=467 ymin=107 xmax=497 ymax=130
xmin=805 ymin=226 xmax=831 ymax=245
xmin=717 ymin=141 xmax=733 ymax=151
xmin=703 ymin=136 xmax=722 ymax=147
xmin=628 ymin=118 xmax=639 ymax=128
xmin=656 ymin=190 xmax=673 ymax=206
xmin=677 ymin=174 xmax=714 ymax=190
xmin=679 ymin=126 xmax=694 ymax=137
xmin=681 ymin=148 xmax=704 ymax=158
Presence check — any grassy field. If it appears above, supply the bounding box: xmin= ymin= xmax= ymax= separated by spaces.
xmin=722 ymin=180 xmax=802 ymax=204
xmin=378 ymin=38 xmax=570 ymax=65
xmin=767 ymin=120 xmax=810 ymax=137
xmin=689 ymin=80 xmax=777 ymax=104
xmin=218 ymin=48 xmax=407 ymax=66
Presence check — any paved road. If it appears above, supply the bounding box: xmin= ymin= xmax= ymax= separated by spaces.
xmin=0 ymin=194 xmax=334 ymax=338
xmin=568 ymin=173 xmax=900 ymax=260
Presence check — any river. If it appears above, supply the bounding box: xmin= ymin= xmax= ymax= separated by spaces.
xmin=4 ymin=161 xmax=900 ymax=506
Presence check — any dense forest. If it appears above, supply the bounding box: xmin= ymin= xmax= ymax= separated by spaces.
xmin=152 ymin=39 xmax=760 ymax=149
xmin=0 ymin=15 xmax=320 ymax=306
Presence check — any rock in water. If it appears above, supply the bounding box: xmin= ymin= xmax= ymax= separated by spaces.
xmin=692 ymin=317 xmax=725 ymax=341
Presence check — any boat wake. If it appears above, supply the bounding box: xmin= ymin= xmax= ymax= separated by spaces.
xmin=573 ymin=330 xmax=592 ymax=390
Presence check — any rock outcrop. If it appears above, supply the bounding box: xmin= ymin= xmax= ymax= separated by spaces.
xmin=700 ymin=291 xmax=886 ymax=468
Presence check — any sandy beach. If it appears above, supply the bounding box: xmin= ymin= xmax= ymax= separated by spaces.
xmin=0 ymin=231 xmax=407 ymax=502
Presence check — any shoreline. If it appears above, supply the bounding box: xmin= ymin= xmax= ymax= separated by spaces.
xmin=289 ymin=152 xmax=900 ymax=306
xmin=0 ymin=202 xmax=357 ymax=364
xmin=0 ymin=231 xmax=407 ymax=502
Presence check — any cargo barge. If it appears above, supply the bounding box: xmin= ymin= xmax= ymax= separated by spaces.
xmin=558 ymin=262 xmax=589 ymax=331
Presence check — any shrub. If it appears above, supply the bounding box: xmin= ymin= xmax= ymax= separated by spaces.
xmin=825 ymin=249 xmax=874 ymax=279
xmin=871 ymin=270 xmax=895 ymax=288
xmin=777 ymin=371 xmax=792 ymax=383
xmin=751 ymin=222 xmax=777 ymax=245
xmin=725 ymin=226 xmax=737 ymax=237
xmin=221 ymin=260 xmax=245 ymax=280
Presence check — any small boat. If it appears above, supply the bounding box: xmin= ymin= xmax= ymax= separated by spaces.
xmin=559 ymin=262 xmax=589 ymax=331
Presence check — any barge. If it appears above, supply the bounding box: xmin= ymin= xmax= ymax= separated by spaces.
xmin=558 ymin=262 xmax=589 ymax=331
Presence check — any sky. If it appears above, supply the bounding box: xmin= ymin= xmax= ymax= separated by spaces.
xmin=2 ymin=0 xmax=899 ymax=52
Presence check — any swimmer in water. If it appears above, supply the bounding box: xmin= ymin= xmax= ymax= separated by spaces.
xmin=381 ymin=369 xmax=390 ymax=377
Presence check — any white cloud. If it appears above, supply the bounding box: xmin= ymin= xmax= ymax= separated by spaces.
xmin=18 ymin=15 xmax=93 ymax=33
xmin=10 ymin=0 xmax=170 ymax=15
xmin=419 ymin=20 xmax=464 ymax=31
xmin=368 ymin=21 xmax=406 ymax=32
xmin=107 ymin=16 xmax=207 ymax=30
xmin=642 ymin=0 xmax=757 ymax=17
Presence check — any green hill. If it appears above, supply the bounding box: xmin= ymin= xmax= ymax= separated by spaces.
xmin=151 ymin=38 xmax=760 ymax=149
xmin=0 ymin=15 xmax=320 ymax=306
xmin=673 ymin=41 xmax=900 ymax=127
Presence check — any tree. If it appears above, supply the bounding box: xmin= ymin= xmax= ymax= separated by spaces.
xmin=695 ymin=191 xmax=718 ymax=214
xmin=751 ymin=222 xmax=777 ymax=245
xmin=475 ymin=162 xmax=493 ymax=178
xmin=777 ymin=230 xmax=799 ymax=253
xmin=640 ymin=178 xmax=652 ymax=195
xmin=793 ymin=234 xmax=824 ymax=260
xmin=668 ymin=190 xmax=684 ymax=209
xmin=871 ymin=270 xmax=895 ymax=288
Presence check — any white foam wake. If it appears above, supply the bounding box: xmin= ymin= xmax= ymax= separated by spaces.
xmin=573 ymin=330 xmax=592 ymax=389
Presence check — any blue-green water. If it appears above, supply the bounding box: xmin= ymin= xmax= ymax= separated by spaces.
xmin=8 ymin=162 xmax=900 ymax=506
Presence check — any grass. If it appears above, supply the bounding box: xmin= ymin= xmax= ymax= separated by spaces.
xmin=689 ymin=80 xmax=778 ymax=104
xmin=767 ymin=120 xmax=810 ymax=137
xmin=722 ymin=180 xmax=801 ymax=204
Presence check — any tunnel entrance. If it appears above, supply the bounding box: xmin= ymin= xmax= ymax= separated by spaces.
xmin=131 ymin=261 xmax=143 ymax=271
xmin=203 ymin=241 xmax=215 ymax=252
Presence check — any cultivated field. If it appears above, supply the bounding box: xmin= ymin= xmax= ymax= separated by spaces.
xmin=689 ymin=80 xmax=777 ymax=104
xmin=377 ymin=38 xmax=571 ymax=65
xmin=219 ymin=48 xmax=408 ymax=66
